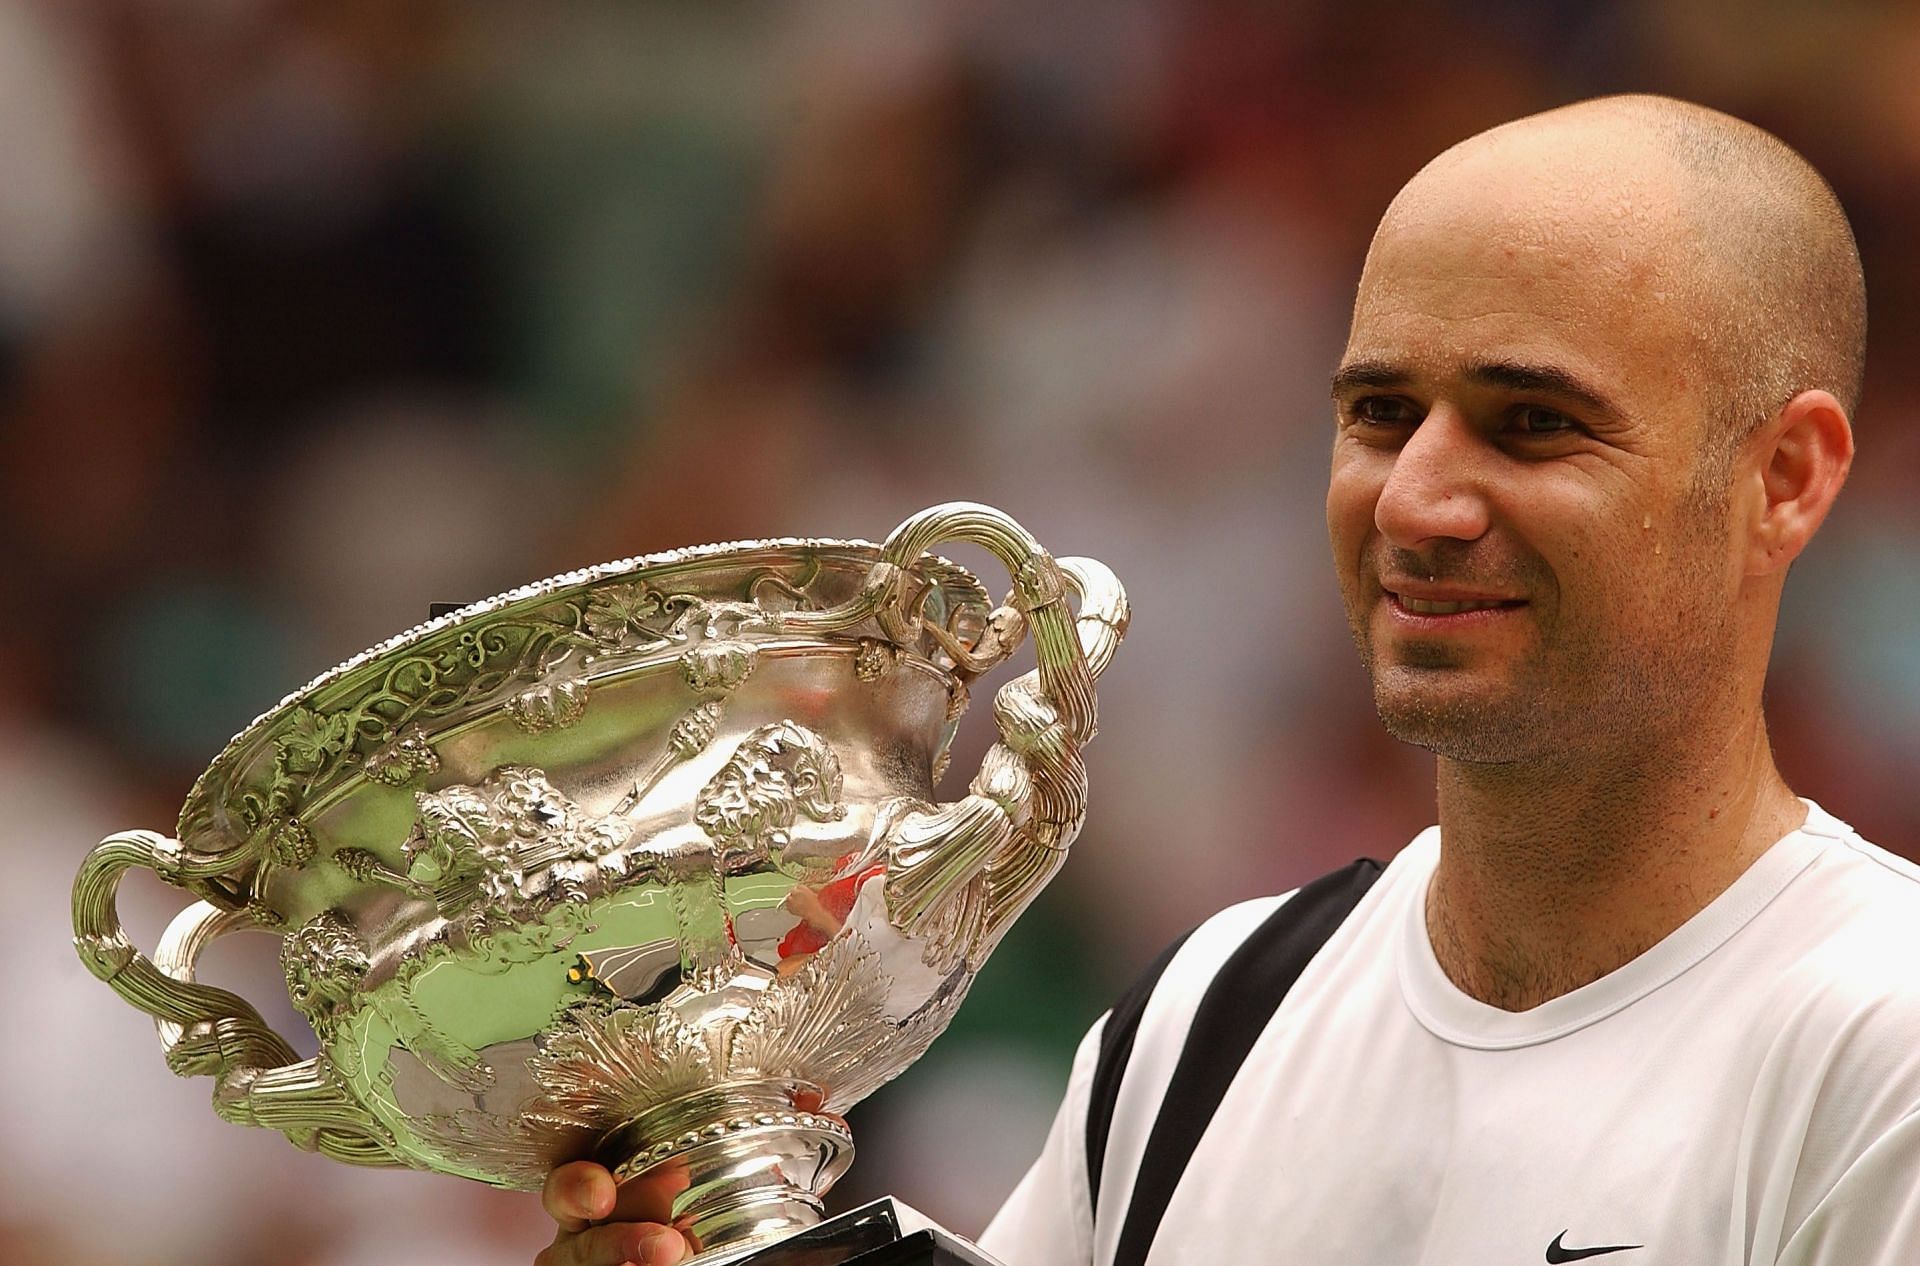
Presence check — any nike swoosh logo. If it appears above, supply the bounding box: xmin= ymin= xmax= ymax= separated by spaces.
xmin=1546 ymin=1231 xmax=1642 ymax=1262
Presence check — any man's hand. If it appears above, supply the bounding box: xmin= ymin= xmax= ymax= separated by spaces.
xmin=536 ymin=1160 xmax=694 ymax=1266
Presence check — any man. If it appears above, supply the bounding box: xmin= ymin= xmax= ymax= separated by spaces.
xmin=535 ymin=94 xmax=1920 ymax=1266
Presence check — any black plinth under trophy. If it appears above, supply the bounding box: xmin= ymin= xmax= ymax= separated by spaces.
xmin=723 ymin=1198 xmax=1004 ymax=1265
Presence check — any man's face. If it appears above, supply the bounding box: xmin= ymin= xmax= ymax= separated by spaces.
xmin=1327 ymin=145 xmax=1747 ymax=764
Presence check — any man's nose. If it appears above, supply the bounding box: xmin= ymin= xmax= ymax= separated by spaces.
xmin=1373 ymin=407 xmax=1493 ymax=548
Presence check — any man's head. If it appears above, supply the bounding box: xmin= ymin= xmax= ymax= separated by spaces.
xmin=1327 ymin=95 xmax=1860 ymax=764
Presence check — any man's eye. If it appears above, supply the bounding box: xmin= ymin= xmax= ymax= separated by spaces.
xmin=1514 ymin=405 xmax=1577 ymax=435
xmin=1351 ymin=396 xmax=1419 ymax=425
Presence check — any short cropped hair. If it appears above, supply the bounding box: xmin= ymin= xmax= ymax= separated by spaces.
xmin=1593 ymin=97 xmax=1866 ymax=475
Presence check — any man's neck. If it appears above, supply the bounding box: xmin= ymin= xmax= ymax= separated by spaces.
xmin=1423 ymin=719 xmax=1805 ymax=1012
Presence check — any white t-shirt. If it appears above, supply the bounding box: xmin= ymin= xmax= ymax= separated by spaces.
xmin=980 ymin=801 xmax=1920 ymax=1266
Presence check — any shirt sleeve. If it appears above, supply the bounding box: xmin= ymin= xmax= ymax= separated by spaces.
xmin=1776 ymin=1110 xmax=1920 ymax=1266
xmin=976 ymin=1014 xmax=1107 ymax=1266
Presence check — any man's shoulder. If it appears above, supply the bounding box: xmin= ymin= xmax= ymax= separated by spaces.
xmin=1725 ymin=818 xmax=1920 ymax=1236
xmin=1780 ymin=817 xmax=1920 ymax=979
xmin=1130 ymin=854 xmax=1400 ymax=1001
xmin=1752 ymin=816 xmax=1920 ymax=1063
xmin=1094 ymin=854 xmax=1406 ymax=1075
xmin=1077 ymin=856 xmax=1396 ymax=1249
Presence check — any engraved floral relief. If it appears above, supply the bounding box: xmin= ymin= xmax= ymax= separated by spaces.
xmin=258 ymin=815 xmax=317 ymax=869
xmin=223 ymin=607 xmax=588 ymax=865
xmin=363 ymin=726 xmax=440 ymax=786
xmin=606 ymin=642 xmax=756 ymax=817
xmin=678 ymin=640 xmax=756 ymax=695
xmin=609 ymin=701 xmax=728 ymax=818
xmin=411 ymin=1108 xmax=589 ymax=1190
xmin=278 ymin=706 xmax=355 ymax=776
xmin=376 ymin=720 xmax=857 ymax=1096
xmin=281 ymin=907 xmax=497 ymax=1093
xmin=528 ymin=998 xmax=716 ymax=1125
xmin=683 ymin=600 xmax=775 ymax=640
xmin=744 ymin=559 xmax=821 ymax=613
xmin=506 ymin=663 xmax=592 ymax=734
xmin=729 ymin=938 xmax=892 ymax=1091
xmin=583 ymin=581 xmax=698 ymax=648
xmin=212 ymin=566 xmax=822 ymax=870
xmin=853 ymin=638 xmax=897 ymax=682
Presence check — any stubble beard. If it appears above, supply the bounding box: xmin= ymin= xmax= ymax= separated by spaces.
xmin=1350 ymin=526 xmax=1738 ymax=768
xmin=1363 ymin=619 xmax=1736 ymax=767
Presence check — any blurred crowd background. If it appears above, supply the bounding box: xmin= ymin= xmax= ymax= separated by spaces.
xmin=4 ymin=2 xmax=1917 ymax=1263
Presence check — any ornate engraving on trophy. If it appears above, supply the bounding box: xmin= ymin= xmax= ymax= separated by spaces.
xmin=206 ymin=568 xmax=816 ymax=869
xmin=221 ymin=608 xmax=600 ymax=863
xmin=580 ymin=579 xmax=699 ymax=648
xmin=672 ymin=719 xmax=850 ymax=975
xmin=363 ymin=725 xmax=441 ymax=786
xmin=332 ymin=845 xmax=428 ymax=898
xmin=285 ymin=909 xmax=494 ymax=1091
xmin=853 ymin=638 xmax=897 ymax=682
xmin=678 ymin=639 xmax=758 ymax=694
xmin=505 ymin=653 xmax=593 ymax=733
xmin=257 ymin=813 xmax=317 ymax=869
xmin=281 ymin=911 xmax=371 ymax=1043
xmin=413 ymin=932 xmax=958 ymax=1191
xmin=401 ymin=771 xmax=623 ymax=936
xmin=692 ymin=722 xmax=846 ymax=871
xmin=391 ymin=717 xmax=848 ymax=954
xmin=611 ymin=700 xmax=726 ymax=817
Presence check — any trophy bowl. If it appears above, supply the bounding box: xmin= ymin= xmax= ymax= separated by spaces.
xmin=73 ymin=502 xmax=1126 ymax=1263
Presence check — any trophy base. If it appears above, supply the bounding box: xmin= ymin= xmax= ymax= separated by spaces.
xmin=703 ymin=1197 xmax=1004 ymax=1265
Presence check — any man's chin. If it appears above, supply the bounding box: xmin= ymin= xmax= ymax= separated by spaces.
xmin=1371 ymin=677 xmax=1539 ymax=764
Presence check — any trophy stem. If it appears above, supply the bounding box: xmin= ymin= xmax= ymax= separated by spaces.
xmin=599 ymin=1081 xmax=855 ymax=1264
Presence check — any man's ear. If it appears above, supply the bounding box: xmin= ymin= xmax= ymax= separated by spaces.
xmin=1742 ymin=388 xmax=1853 ymax=576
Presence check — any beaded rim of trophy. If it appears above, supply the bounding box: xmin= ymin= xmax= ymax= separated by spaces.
xmin=73 ymin=502 xmax=1127 ymax=1263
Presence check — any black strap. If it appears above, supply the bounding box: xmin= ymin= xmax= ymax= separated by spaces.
xmin=1085 ymin=927 xmax=1194 ymax=1215
xmin=1091 ymin=858 xmax=1384 ymax=1266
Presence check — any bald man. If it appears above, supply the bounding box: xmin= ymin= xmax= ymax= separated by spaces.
xmin=534 ymin=96 xmax=1918 ymax=1266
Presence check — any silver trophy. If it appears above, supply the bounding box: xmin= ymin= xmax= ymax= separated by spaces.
xmin=73 ymin=502 xmax=1126 ymax=1264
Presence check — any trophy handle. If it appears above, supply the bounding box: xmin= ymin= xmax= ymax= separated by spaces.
xmin=789 ymin=502 xmax=1129 ymax=963
xmin=72 ymin=830 xmax=398 ymax=1165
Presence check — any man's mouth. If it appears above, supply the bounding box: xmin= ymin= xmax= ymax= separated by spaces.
xmin=1380 ymin=578 xmax=1530 ymax=620
xmin=1392 ymin=595 xmax=1523 ymax=615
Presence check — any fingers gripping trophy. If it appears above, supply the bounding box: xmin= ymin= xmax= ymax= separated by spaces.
xmin=72 ymin=502 xmax=1127 ymax=1265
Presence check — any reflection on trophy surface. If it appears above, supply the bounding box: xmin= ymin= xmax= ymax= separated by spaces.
xmin=73 ymin=501 xmax=1126 ymax=1264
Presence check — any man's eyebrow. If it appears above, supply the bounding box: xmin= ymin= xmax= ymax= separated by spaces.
xmin=1465 ymin=360 xmax=1624 ymax=420
xmin=1329 ymin=357 xmax=1626 ymax=421
xmin=1329 ymin=360 xmax=1406 ymax=394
